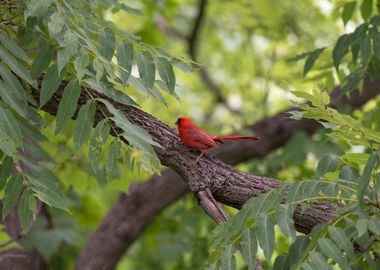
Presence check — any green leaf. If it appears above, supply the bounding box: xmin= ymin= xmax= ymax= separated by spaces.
xmin=339 ymin=165 xmax=359 ymax=183
xmin=318 ymin=238 xmax=351 ymax=269
xmin=116 ymin=41 xmax=134 ymax=86
xmin=0 ymin=156 xmax=13 ymax=190
xmin=73 ymin=100 xmax=96 ymax=151
xmin=18 ymin=188 xmax=32 ymax=232
xmin=137 ymin=50 xmax=155 ymax=89
xmin=74 ymin=50 xmax=89 ymax=81
xmin=98 ymin=28 xmax=115 ymax=60
xmin=55 ymin=80 xmax=81 ymax=134
xmin=2 ymin=174 xmax=23 ymax=220
xmin=40 ymin=64 xmax=63 ymax=107
xmin=356 ymin=219 xmax=368 ymax=237
xmin=48 ymin=12 xmax=65 ymax=37
xmin=361 ymin=0 xmax=373 ymax=21
xmin=0 ymin=47 xmax=34 ymax=86
xmin=328 ymin=226 xmax=355 ymax=258
xmin=220 ymin=244 xmax=236 ymax=270
xmin=308 ymin=251 xmax=329 ymax=269
xmin=0 ymin=128 xmax=15 ymax=156
xmin=373 ymin=33 xmax=380 ymax=60
xmin=0 ymin=104 xmax=22 ymax=142
xmin=276 ymin=204 xmax=296 ymax=241
xmin=257 ymin=213 xmax=275 ymax=262
xmin=0 ymin=79 xmax=28 ymax=116
xmin=273 ymin=254 xmax=289 ymax=270
xmin=157 ymin=57 xmax=176 ymax=93
xmin=24 ymin=0 xmax=53 ymax=21
xmin=240 ymin=228 xmax=257 ymax=270
xmin=0 ymin=34 xmax=31 ymax=64
xmin=57 ymin=31 xmax=78 ymax=74
xmin=21 ymin=157 xmax=68 ymax=211
xmin=342 ymin=2 xmax=357 ymax=26
xmin=358 ymin=152 xmax=378 ymax=201
xmin=93 ymin=58 xmax=104 ymax=82
xmin=317 ymin=153 xmax=339 ymax=176
xmin=105 ymin=139 xmax=120 ymax=182
xmin=332 ymin=34 xmax=352 ymax=70
xmin=89 ymin=119 xmax=109 ymax=168
xmin=31 ymin=41 xmax=53 ymax=79
xmin=288 ymin=236 xmax=311 ymax=268
xmin=360 ymin=36 xmax=371 ymax=64
xmin=303 ymin=48 xmax=325 ymax=76
xmin=0 ymin=64 xmax=35 ymax=105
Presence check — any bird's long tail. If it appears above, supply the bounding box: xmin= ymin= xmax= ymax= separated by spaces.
xmin=213 ymin=135 xmax=259 ymax=140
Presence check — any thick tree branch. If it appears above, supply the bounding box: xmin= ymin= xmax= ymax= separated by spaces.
xmin=28 ymin=77 xmax=379 ymax=269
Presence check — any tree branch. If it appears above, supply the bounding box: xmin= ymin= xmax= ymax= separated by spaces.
xmin=27 ymin=77 xmax=379 ymax=269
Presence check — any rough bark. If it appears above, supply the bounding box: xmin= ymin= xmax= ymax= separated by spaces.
xmin=28 ymin=76 xmax=380 ymax=269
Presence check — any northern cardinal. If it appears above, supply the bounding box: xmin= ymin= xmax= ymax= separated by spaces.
xmin=175 ymin=116 xmax=259 ymax=165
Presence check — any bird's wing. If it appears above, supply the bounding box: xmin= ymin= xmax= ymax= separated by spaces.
xmin=185 ymin=127 xmax=216 ymax=149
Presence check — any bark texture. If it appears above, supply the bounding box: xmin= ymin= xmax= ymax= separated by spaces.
xmin=26 ymin=77 xmax=379 ymax=270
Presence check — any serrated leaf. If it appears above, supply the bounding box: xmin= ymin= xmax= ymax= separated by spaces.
xmin=99 ymin=28 xmax=115 ymax=60
xmin=303 ymin=48 xmax=325 ymax=76
xmin=117 ymin=41 xmax=134 ymax=86
xmin=241 ymin=228 xmax=257 ymax=270
xmin=137 ymin=50 xmax=155 ymax=89
xmin=276 ymin=204 xmax=296 ymax=241
xmin=24 ymin=0 xmax=53 ymax=21
xmin=55 ymin=80 xmax=81 ymax=134
xmin=31 ymin=41 xmax=53 ymax=79
xmin=0 ymin=34 xmax=31 ymax=64
xmin=0 ymin=47 xmax=34 ymax=86
xmin=220 ymin=244 xmax=236 ymax=270
xmin=328 ymin=226 xmax=355 ymax=258
xmin=18 ymin=188 xmax=31 ymax=232
xmin=358 ymin=152 xmax=378 ymax=201
xmin=317 ymin=153 xmax=339 ymax=176
xmin=318 ymin=238 xmax=351 ymax=270
xmin=73 ymin=100 xmax=96 ymax=151
xmin=0 ymin=156 xmax=13 ymax=190
xmin=2 ymin=174 xmax=23 ymax=220
xmin=342 ymin=2 xmax=357 ymax=26
xmin=361 ymin=0 xmax=373 ymax=21
xmin=157 ymin=57 xmax=176 ymax=93
xmin=257 ymin=213 xmax=275 ymax=262
xmin=40 ymin=64 xmax=63 ymax=107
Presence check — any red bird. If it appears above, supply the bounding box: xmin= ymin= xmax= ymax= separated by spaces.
xmin=175 ymin=116 xmax=259 ymax=165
